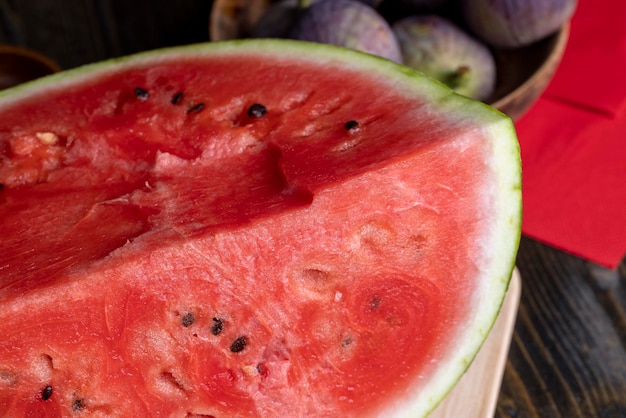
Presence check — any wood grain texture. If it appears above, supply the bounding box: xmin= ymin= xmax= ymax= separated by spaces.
xmin=1 ymin=2 xmax=625 ymax=416
xmin=497 ymin=238 xmax=626 ymax=418
xmin=0 ymin=0 xmax=213 ymax=69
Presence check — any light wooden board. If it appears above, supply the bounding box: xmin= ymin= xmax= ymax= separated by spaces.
xmin=430 ymin=269 xmax=521 ymax=418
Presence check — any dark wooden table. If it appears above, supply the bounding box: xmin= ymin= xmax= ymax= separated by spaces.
xmin=2 ymin=1 xmax=625 ymax=416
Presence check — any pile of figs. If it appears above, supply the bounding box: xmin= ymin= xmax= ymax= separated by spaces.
xmin=246 ymin=0 xmax=577 ymax=101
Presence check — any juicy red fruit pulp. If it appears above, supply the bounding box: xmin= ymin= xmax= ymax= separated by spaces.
xmin=0 ymin=52 xmax=491 ymax=416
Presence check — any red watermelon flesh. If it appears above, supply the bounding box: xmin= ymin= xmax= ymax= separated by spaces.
xmin=0 ymin=40 xmax=520 ymax=417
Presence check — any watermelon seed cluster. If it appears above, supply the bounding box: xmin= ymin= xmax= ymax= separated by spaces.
xmin=7 ymin=78 xmax=374 ymax=413
xmin=134 ymin=84 xmax=272 ymax=128
xmin=178 ymin=313 xmax=247 ymax=354
xmin=134 ymin=85 xmax=209 ymax=114
xmin=39 ymin=383 xmax=86 ymax=411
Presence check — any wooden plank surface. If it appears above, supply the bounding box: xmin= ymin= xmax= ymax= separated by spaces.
xmin=496 ymin=238 xmax=626 ymax=418
xmin=497 ymin=239 xmax=626 ymax=418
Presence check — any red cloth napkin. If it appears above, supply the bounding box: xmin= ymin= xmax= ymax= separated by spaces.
xmin=515 ymin=0 xmax=626 ymax=268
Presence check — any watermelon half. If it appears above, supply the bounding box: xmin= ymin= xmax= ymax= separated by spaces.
xmin=0 ymin=39 xmax=521 ymax=417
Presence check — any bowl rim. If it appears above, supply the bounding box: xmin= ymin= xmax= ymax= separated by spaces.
xmin=489 ymin=23 xmax=570 ymax=112
xmin=0 ymin=44 xmax=61 ymax=74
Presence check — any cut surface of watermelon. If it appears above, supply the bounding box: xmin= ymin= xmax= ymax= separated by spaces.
xmin=0 ymin=40 xmax=521 ymax=417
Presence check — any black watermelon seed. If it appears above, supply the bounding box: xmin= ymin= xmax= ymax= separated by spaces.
xmin=134 ymin=87 xmax=149 ymax=100
xmin=181 ymin=313 xmax=195 ymax=327
xmin=0 ymin=183 xmax=4 ymax=191
xmin=41 ymin=385 xmax=53 ymax=401
xmin=211 ymin=317 xmax=224 ymax=336
xmin=72 ymin=399 xmax=85 ymax=411
xmin=230 ymin=336 xmax=248 ymax=353
xmin=247 ymin=103 xmax=267 ymax=118
xmin=187 ymin=103 xmax=205 ymax=114
xmin=171 ymin=91 xmax=184 ymax=104
xmin=344 ymin=120 xmax=359 ymax=131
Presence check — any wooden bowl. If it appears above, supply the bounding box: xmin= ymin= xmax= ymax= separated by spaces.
xmin=210 ymin=0 xmax=274 ymax=42
xmin=488 ymin=23 xmax=569 ymax=121
xmin=0 ymin=45 xmax=60 ymax=90
xmin=209 ymin=0 xmax=569 ymax=121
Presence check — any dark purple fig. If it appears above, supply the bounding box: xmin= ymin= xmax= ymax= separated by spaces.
xmin=303 ymin=0 xmax=385 ymax=7
xmin=355 ymin=0 xmax=384 ymax=6
xmin=252 ymin=0 xmax=303 ymax=38
xmin=376 ymin=0 xmax=455 ymax=26
xmin=460 ymin=0 xmax=577 ymax=48
xmin=393 ymin=15 xmax=496 ymax=101
xmin=290 ymin=0 xmax=403 ymax=63
xmin=398 ymin=0 xmax=452 ymax=12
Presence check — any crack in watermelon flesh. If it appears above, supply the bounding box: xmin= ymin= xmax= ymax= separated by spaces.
xmin=0 ymin=41 xmax=520 ymax=417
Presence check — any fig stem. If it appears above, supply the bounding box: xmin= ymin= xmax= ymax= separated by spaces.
xmin=444 ymin=66 xmax=470 ymax=90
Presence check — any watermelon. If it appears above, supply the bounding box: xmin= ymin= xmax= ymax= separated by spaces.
xmin=0 ymin=39 xmax=521 ymax=417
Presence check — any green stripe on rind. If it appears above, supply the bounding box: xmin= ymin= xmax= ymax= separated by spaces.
xmin=0 ymin=39 xmax=522 ymax=418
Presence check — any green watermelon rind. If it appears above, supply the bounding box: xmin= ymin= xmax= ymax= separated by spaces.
xmin=380 ymin=101 xmax=521 ymax=416
xmin=0 ymin=39 xmax=522 ymax=417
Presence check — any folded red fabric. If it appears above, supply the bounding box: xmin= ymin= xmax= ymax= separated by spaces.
xmin=515 ymin=0 xmax=626 ymax=268
xmin=541 ymin=0 xmax=626 ymax=118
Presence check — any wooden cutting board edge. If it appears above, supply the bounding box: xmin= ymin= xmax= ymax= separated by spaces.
xmin=430 ymin=268 xmax=522 ymax=418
